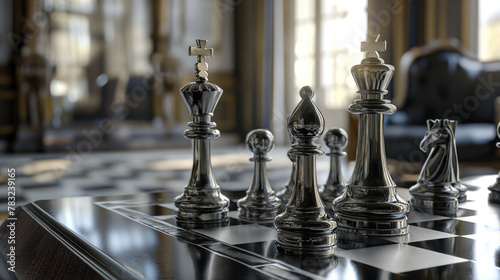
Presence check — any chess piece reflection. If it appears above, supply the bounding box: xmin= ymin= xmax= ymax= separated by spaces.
xmin=488 ymin=122 xmax=500 ymax=203
xmin=320 ymin=128 xmax=348 ymax=208
xmin=274 ymin=86 xmax=337 ymax=256
xmin=174 ymin=40 xmax=229 ymax=228
xmin=410 ymin=119 xmax=459 ymax=216
xmin=237 ymin=129 xmax=281 ymax=222
xmin=332 ymin=35 xmax=410 ymax=238
xmin=276 ymin=131 xmax=298 ymax=212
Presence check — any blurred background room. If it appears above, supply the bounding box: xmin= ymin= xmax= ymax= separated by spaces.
xmin=0 ymin=0 xmax=499 ymax=205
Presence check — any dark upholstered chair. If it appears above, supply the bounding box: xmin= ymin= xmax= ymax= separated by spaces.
xmin=385 ymin=39 xmax=500 ymax=162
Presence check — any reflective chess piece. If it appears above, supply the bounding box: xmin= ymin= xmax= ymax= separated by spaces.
xmin=410 ymin=119 xmax=459 ymax=216
xmin=276 ymin=131 xmax=297 ymax=212
xmin=320 ymin=128 xmax=348 ymax=207
xmin=488 ymin=122 xmax=500 ymax=203
xmin=237 ymin=129 xmax=281 ymax=222
xmin=449 ymin=121 xmax=467 ymax=202
xmin=332 ymin=35 xmax=410 ymax=238
xmin=274 ymin=86 xmax=337 ymax=256
xmin=174 ymin=40 xmax=229 ymax=228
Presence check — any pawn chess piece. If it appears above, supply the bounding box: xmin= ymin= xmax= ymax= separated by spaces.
xmin=237 ymin=129 xmax=281 ymax=221
xmin=276 ymin=131 xmax=298 ymax=212
xmin=410 ymin=119 xmax=459 ymax=216
xmin=488 ymin=122 xmax=500 ymax=203
xmin=320 ymin=128 xmax=348 ymax=205
xmin=332 ymin=35 xmax=410 ymax=238
xmin=274 ymin=86 xmax=337 ymax=256
xmin=449 ymin=121 xmax=467 ymax=202
xmin=174 ymin=40 xmax=229 ymax=227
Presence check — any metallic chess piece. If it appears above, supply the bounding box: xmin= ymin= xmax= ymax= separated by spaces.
xmin=274 ymin=86 xmax=337 ymax=256
xmin=276 ymin=131 xmax=298 ymax=212
xmin=409 ymin=119 xmax=459 ymax=216
xmin=174 ymin=39 xmax=229 ymax=227
xmin=449 ymin=121 xmax=467 ymax=202
xmin=488 ymin=122 xmax=500 ymax=203
xmin=320 ymin=128 xmax=348 ymax=205
xmin=332 ymin=35 xmax=410 ymax=238
xmin=237 ymin=129 xmax=281 ymax=222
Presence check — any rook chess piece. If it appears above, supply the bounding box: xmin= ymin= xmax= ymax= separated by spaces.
xmin=276 ymin=131 xmax=298 ymax=212
xmin=488 ymin=122 xmax=500 ymax=203
xmin=274 ymin=86 xmax=337 ymax=256
xmin=174 ymin=39 xmax=229 ymax=227
xmin=237 ymin=129 xmax=281 ymax=221
xmin=409 ymin=119 xmax=459 ymax=216
xmin=320 ymin=128 xmax=348 ymax=205
xmin=332 ymin=35 xmax=410 ymax=238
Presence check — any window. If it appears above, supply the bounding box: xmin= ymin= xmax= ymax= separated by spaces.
xmin=294 ymin=0 xmax=367 ymax=108
xmin=478 ymin=0 xmax=500 ymax=61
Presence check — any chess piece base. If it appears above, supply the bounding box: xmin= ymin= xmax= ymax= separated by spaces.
xmin=174 ymin=187 xmax=229 ymax=226
xmin=453 ymin=182 xmax=467 ymax=203
xmin=409 ymin=182 xmax=459 ymax=216
xmin=275 ymin=225 xmax=336 ymax=256
xmin=332 ymin=185 xmax=410 ymax=236
xmin=238 ymin=202 xmax=280 ymax=222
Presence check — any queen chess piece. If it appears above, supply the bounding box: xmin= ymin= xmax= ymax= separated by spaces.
xmin=274 ymin=86 xmax=337 ymax=256
xmin=237 ymin=129 xmax=281 ymax=221
xmin=276 ymin=131 xmax=298 ymax=212
xmin=409 ymin=119 xmax=459 ymax=216
xmin=320 ymin=128 xmax=348 ymax=207
xmin=332 ymin=35 xmax=410 ymax=238
xmin=174 ymin=39 xmax=229 ymax=227
xmin=488 ymin=122 xmax=500 ymax=203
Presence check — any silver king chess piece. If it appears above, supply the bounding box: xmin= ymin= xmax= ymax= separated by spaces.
xmin=274 ymin=86 xmax=337 ymax=256
xmin=449 ymin=121 xmax=467 ymax=202
xmin=237 ymin=129 xmax=281 ymax=221
xmin=174 ymin=39 xmax=229 ymax=227
xmin=488 ymin=122 xmax=500 ymax=203
xmin=332 ymin=35 xmax=410 ymax=238
xmin=321 ymin=128 xmax=348 ymax=205
xmin=276 ymin=131 xmax=298 ymax=212
xmin=409 ymin=119 xmax=459 ymax=216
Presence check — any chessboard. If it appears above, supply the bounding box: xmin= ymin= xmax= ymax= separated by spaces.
xmin=1 ymin=150 xmax=499 ymax=279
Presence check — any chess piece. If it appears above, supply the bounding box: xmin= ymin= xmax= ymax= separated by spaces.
xmin=332 ymin=35 xmax=410 ymax=238
xmin=409 ymin=119 xmax=459 ymax=216
xmin=174 ymin=39 xmax=229 ymax=227
xmin=320 ymin=128 xmax=348 ymax=204
xmin=276 ymin=131 xmax=298 ymax=212
xmin=449 ymin=121 xmax=467 ymax=202
xmin=488 ymin=122 xmax=500 ymax=203
xmin=274 ymin=86 xmax=337 ymax=256
xmin=237 ymin=129 xmax=281 ymax=221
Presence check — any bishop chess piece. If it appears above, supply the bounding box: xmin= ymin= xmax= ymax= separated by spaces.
xmin=174 ymin=39 xmax=229 ymax=227
xmin=332 ymin=35 xmax=410 ymax=238
xmin=274 ymin=86 xmax=337 ymax=256
xmin=488 ymin=122 xmax=500 ymax=203
xmin=276 ymin=131 xmax=298 ymax=212
xmin=237 ymin=129 xmax=281 ymax=221
xmin=320 ymin=128 xmax=348 ymax=205
xmin=409 ymin=119 xmax=459 ymax=216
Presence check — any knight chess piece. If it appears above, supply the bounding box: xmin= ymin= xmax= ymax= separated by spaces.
xmin=332 ymin=35 xmax=410 ymax=238
xmin=449 ymin=121 xmax=467 ymax=202
xmin=409 ymin=119 xmax=459 ymax=216
xmin=237 ymin=129 xmax=281 ymax=221
xmin=174 ymin=39 xmax=229 ymax=227
xmin=488 ymin=122 xmax=500 ymax=203
xmin=320 ymin=128 xmax=348 ymax=206
xmin=276 ymin=131 xmax=298 ymax=212
xmin=274 ymin=86 xmax=337 ymax=256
